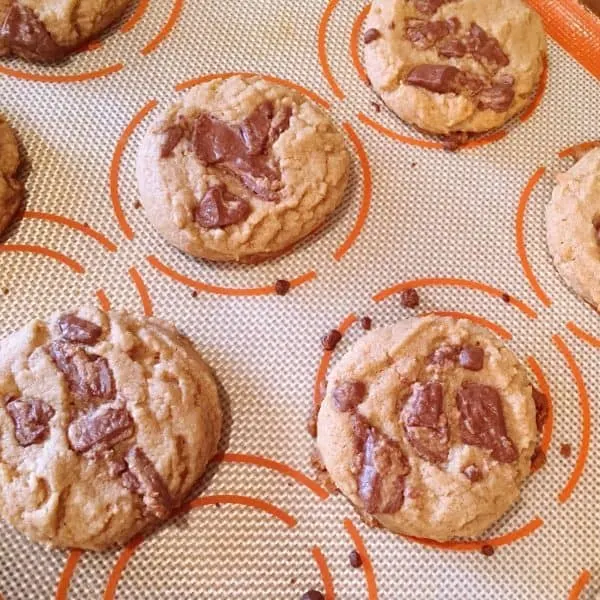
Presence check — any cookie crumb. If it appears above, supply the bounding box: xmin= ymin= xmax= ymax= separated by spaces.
xmin=371 ymin=101 xmax=381 ymax=113
xmin=481 ymin=545 xmax=495 ymax=557
xmin=400 ymin=288 xmax=420 ymax=309
xmin=501 ymin=292 xmax=510 ymax=303
xmin=531 ymin=446 xmax=546 ymax=470
xmin=360 ymin=316 xmax=372 ymax=331
xmin=306 ymin=404 xmax=319 ymax=438
xmin=301 ymin=591 xmax=324 ymax=600
xmin=191 ymin=290 xmax=198 ymax=298
xmin=560 ymin=443 xmax=572 ymax=458
xmin=321 ymin=329 xmax=342 ymax=351
xmin=275 ymin=279 xmax=291 ymax=296
xmin=442 ymin=132 xmax=469 ymax=151
xmin=133 ymin=201 xmax=142 ymax=209
xmin=349 ymin=550 xmax=363 ymax=568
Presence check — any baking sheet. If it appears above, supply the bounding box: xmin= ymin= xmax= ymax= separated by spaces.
xmin=0 ymin=0 xmax=599 ymax=598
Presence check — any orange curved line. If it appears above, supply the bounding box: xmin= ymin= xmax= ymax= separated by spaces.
xmin=141 ymin=0 xmax=184 ymax=55
xmin=110 ymin=100 xmax=158 ymax=241
xmin=128 ymin=266 xmax=153 ymax=317
xmin=553 ymin=334 xmax=591 ymax=503
xmin=121 ymin=0 xmax=151 ymax=33
xmin=350 ymin=3 xmax=371 ymax=84
xmin=55 ymin=550 xmax=83 ymax=600
xmin=96 ymin=289 xmax=111 ymax=312
xmin=527 ymin=356 xmax=554 ymax=454
xmin=147 ymin=255 xmax=316 ymax=297
xmin=0 ymin=63 xmax=123 ymax=83
xmin=318 ymin=0 xmax=345 ymax=99
xmin=82 ymin=40 xmax=103 ymax=52
xmin=426 ymin=311 xmax=512 ymax=340
xmin=373 ymin=278 xmax=537 ymax=319
xmin=174 ymin=72 xmax=331 ymax=110
xmin=103 ymin=535 xmax=144 ymax=600
xmin=313 ymin=314 xmax=358 ymax=406
xmin=519 ymin=55 xmax=548 ymax=123
xmin=566 ymin=321 xmax=600 ymax=348
xmin=217 ymin=453 xmax=329 ymax=500
xmin=516 ymin=167 xmax=552 ymax=308
xmin=23 ymin=211 xmax=117 ymax=252
xmin=568 ymin=570 xmax=591 ymax=600
xmin=406 ymin=517 xmax=543 ymax=551
xmin=558 ymin=140 xmax=600 ymax=159
xmin=461 ymin=129 xmax=506 ymax=150
xmin=334 ymin=123 xmax=371 ymax=261
xmin=344 ymin=519 xmax=377 ymax=600
xmin=312 ymin=546 xmax=335 ymax=600
xmin=0 ymin=244 xmax=85 ymax=273
xmin=357 ymin=113 xmax=444 ymax=149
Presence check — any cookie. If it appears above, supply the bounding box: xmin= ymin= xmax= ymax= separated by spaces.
xmin=547 ymin=147 xmax=600 ymax=309
xmin=0 ymin=114 xmax=22 ymax=237
xmin=0 ymin=307 xmax=222 ymax=550
xmin=316 ymin=316 xmax=542 ymax=541
xmin=363 ymin=0 xmax=546 ymax=136
xmin=136 ymin=76 xmax=350 ymax=263
xmin=0 ymin=0 xmax=131 ymax=63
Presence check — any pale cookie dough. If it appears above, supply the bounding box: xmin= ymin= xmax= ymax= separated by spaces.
xmin=0 ymin=114 xmax=22 ymax=237
xmin=364 ymin=0 xmax=546 ymax=136
xmin=0 ymin=307 xmax=222 ymax=550
xmin=136 ymin=76 xmax=350 ymax=263
xmin=0 ymin=0 xmax=131 ymax=63
xmin=317 ymin=316 xmax=545 ymax=541
xmin=547 ymin=147 xmax=600 ymax=309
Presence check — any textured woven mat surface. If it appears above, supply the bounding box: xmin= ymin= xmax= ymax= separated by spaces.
xmin=0 ymin=0 xmax=599 ymax=598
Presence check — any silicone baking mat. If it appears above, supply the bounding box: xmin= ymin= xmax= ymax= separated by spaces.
xmin=0 ymin=0 xmax=599 ymax=598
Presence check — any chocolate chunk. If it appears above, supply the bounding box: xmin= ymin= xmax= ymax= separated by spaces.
xmin=6 ymin=398 xmax=55 ymax=446
xmin=406 ymin=64 xmax=461 ymax=94
xmin=195 ymin=185 xmax=250 ymax=229
xmin=441 ymin=131 xmax=470 ymax=151
xmin=456 ymin=382 xmax=518 ymax=463
xmin=333 ymin=381 xmax=367 ymax=412
xmin=531 ymin=446 xmax=546 ymax=470
xmin=501 ymin=293 xmax=510 ymax=303
xmin=160 ymin=125 xmax=185 ymax=158
xmin=560 ymin=443 xmax=572 ymax=458
xmin=403 ymin=382 xmax=449 ymax=463
xmin=405 ymin=18 xmax=450 ymax=50
xmin=438 ymin=37 xmax=467 ymax=58
xmin=353 ymin=415 xmax=410 ymax=514
xmin=0 ymin=2 xmax=67 ymax=63
xmin=400 ymin=288 xmax=420 ymax=308
xmin=463 ymin=464 xmax=483 ymax=482
xmin=349 ymin=550 xmax=363 ymax=568
xmin=532 ymin=388 xmax=548 ymax=433
xmin=321 ymin=329 xmax=342 ymax=351
xmin=478 ymin=81 xmax=515 ymax=112
xmin=364 ymin=28 xmax=381 ymax=44
xmin=301 ymin=591 xmax=324 ymax=600
xmin=269 ymin=105 xmax=293 ymax=144
xmin=429 ymin=344 xmax=459 ymax=366
xmin=67 ymin=406 xmax=134 ymax=453
xmin=49 ymin=342 xmax=116 ymax=402
xmin=458 ymin=345 xmax=484 ymax=371
xmin=464 ymin=23 xmax=509 ymax=71
xmin=413 ymin=0 xmax=458 ymax=14
xmin=240 ymin=102 xmax=273 ymax=155
xmin=123 ymin=447 xmax=172 ymax=519
xmin=192 ymin=113 xmax=244 ymax=164
xmin=360 ymin=316 xmax=372 ymax=331
xmin=481 ymin=544 xmax=495 ymax=557
xmin=57 ymin=314 xmax=103 ymax=345
xmin=371 ymin=101 xmax=381 ymax=113
xmin=275 ymin=279 xmax=291 ymax=296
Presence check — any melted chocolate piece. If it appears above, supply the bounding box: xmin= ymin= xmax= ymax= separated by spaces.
xmin=478 ymin=80 xmax=515 ymax=112
xmin=6 ymin=398 xmax=55 ymax=446
xmin=57 ymin=314 xmax=103 ymax=346
xmin=123 ymin=447 xmax=172 ymax=519
xmin=532 ymin=387 xmax=549 ymax=433
xmin=160 ymin=125 xmax=185 ymax=158
xmin=403 ymin=382 xmax=449 ymax=463
xmin=239 ymin=102 xmax=273 ymax=155
xmin=406 ymin=64 xmax=462 ymax=94
xmin=464 ymin=23 xmax=509 ymax=72
xmin=413 ymin=0 xmax=459 ymax=14
xmin=353 ymin=415 xmax=409 ymax=514
xmin=456 ymin=382 xmax=518 ymax=463
xmin=0 ymin=1 xmax=67 ymax=63
xmin=194 ymin=185 xmax=250 ymax=229
xmin=438 ymin=37 xmax=467 ymax=58
xmin=68 ymin=406 xmax=134 ymax=453
xmin=333 ymin=381 xmax=367 ymax=412
xmin=463 ymin=464 xmax=483 ymax=482
xmin=364 ymin=28 xmax=381 ymax=44
xmin=405 ymin=18 xmax=451 ymax=50
xmin=49 ymin=342 xmax=116 ymax=403
xmin=458 ymin=345 xmax=484 ymax=371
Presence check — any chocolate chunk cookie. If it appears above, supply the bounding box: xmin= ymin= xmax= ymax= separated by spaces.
xmin=0 ymin=307 xmax=221 ymax=550
xmin=0 ymin=0 xmax=131 ymax=63
xmin=317 ymin=316 xmax=539 ymax=541
xmin=0 ymin=114 xmax=22 ymax=237
xmin=136 ymin=76 xmax=350 ymax=263
xmin=363 ymin=0 xmax=546 ymax=135
xmin=546 ymin=148 xmax=600 ymax=309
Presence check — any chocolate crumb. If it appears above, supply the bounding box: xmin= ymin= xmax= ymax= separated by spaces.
xmin=360 ymin=316 xmax=372 ymax=331
xmin=215 ymin=503 xmax=221 ymax=508
xmin=349 ymin=550 xmax=363 ymax=568
xmin=133 ymin=201 xmax=142 ymax=209
xmin=560 ymin=443 xmax=572 ymax=458
xmin=322 ymin=329 xmax=342 ymax=351
xmin=364 ymin=28 xmax=381 ymax=44
xmin=2 ymin=288 xmax=9 ymax=295
xmin=301 ymin=591 xmax=324 ymax=600
xmin=191 ymin=291 xmax=198 ymax=298
xmin=371 ymin=101 xmax=381 ymax=113
xmin=531 ymin=446 xmax=546 ymax=470
xmin=275 ymin=279 xmax=291 ymax=296
xmin=481 ymin=545 xmax=495 ymax=557
xmin=501 ymin=292 xmax=510 ymax=303
xmin=400 ymin=288 xmax=420 ymax=309
xmin=290 ymin=577 xmax=297 ymax=585
xmin=410 ymin=162 xmax=417 ymax=168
